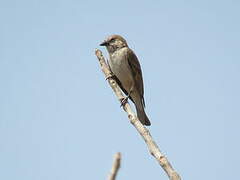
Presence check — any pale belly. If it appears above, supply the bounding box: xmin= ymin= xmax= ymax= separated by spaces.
xmin=109 ymin=49 xmax=134 ymax=93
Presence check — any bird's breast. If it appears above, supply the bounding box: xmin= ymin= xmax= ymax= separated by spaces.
xmin=109 ymin=48 xmax=134 ymax=92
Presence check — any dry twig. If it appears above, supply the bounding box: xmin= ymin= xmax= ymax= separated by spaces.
xmin=95 ymin=49 xmax=181 ymax=180
xmin=108 ymin=152 xmax=121 ymax=180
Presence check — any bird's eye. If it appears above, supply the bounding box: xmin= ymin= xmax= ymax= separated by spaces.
xmin=110 ymin=38 xmax=115 ymax=42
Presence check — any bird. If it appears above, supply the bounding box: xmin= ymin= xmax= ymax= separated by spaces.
xmin=100 ymin=35 xmax=151 ymax=126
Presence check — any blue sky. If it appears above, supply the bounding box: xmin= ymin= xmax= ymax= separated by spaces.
xmin=0 ymin=0 xmax=239 ymax=179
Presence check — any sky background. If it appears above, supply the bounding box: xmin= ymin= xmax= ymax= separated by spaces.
xmin=0 ymin=0 xmax=239 ymax=179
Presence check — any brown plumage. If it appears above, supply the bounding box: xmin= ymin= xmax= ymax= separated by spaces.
xmin=100 ymin=35 xmax=151 ymax=126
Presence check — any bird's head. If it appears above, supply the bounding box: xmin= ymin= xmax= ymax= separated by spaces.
xmin=100 ymin=35 xmax=128 ymax=53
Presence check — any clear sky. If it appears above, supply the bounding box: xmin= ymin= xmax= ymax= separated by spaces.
xmin=0 ymin=0 xmax=239 ymax=179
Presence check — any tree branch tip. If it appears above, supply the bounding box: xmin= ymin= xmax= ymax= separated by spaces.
xmin=95 ymin=49 xmax=102 ymax=57
xmin=108 ymin=152 xmax=121 ymax=180
xmin=115 ymin=152 xmax=121 ymax=159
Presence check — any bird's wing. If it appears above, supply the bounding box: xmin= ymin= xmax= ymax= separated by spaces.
xmin=115 ymin=75 xmax=134 ymax=102
xmin=126 ymin=48 xmax=145 ymax=107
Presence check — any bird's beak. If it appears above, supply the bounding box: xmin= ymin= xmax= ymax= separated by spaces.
xmin=100 ymin=41 xmax=108 ymax=46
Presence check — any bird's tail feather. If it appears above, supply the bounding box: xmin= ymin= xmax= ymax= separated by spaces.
xmin=136 ymin=104 xmax=151 ymax=126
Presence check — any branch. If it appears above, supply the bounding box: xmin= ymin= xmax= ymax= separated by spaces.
xmin=108 ymin=152 xmax=121 ymax=180
xmin=95 ymin=49 xmax=181 ymax=180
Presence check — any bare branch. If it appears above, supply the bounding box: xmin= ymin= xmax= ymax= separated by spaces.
xmin=95 ymin=49 xmax=181 ymax=180
xmin=108 ymin=152 xmax=121 ymax=180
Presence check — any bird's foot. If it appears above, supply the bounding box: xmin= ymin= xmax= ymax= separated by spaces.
xmin=106 ymin=73 xmax=114 ymax=80
xmin=120 ymin=96 xmax=129 ymax=107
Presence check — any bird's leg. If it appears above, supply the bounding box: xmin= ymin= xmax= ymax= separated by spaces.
xmin=120 ymin=85 xmax=134 ymax=107
xmin=120 ymin=94 xmax=130 ymax=107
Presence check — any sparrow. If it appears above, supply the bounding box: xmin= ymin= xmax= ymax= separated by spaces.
xmin=100 ymin=35 xmax=151 ymax=126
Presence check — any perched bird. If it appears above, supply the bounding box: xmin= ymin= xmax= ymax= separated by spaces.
xmin=100 ymin=35 xmax=151 ymax=126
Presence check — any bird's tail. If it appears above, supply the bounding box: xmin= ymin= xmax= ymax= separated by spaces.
xmin=136 ymin=103 xmax=151 ymax=126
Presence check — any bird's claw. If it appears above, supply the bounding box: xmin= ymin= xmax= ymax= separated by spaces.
xmin=120 ymin=97 xmax=129 ymax=107
xmin=106 ymin=74 xmax=114 ymax=80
